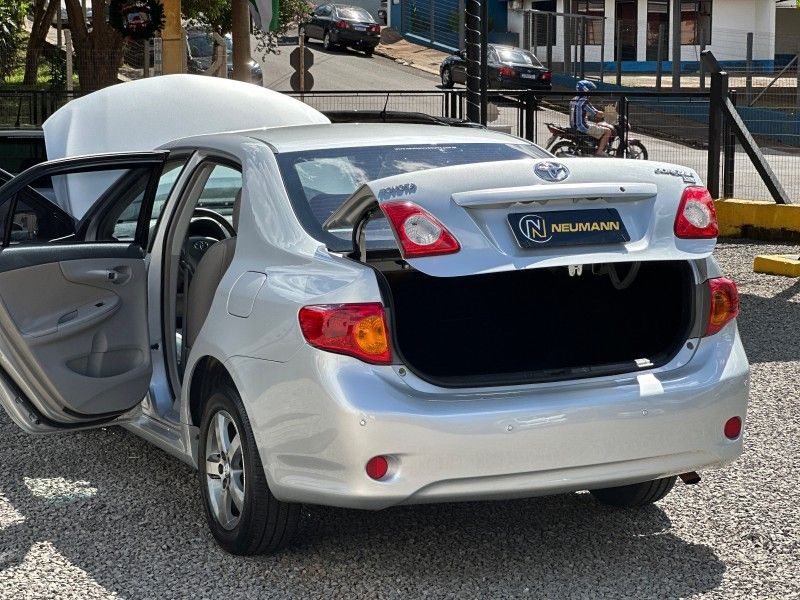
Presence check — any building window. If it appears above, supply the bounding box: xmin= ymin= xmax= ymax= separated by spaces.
xmin=681 ymin=1 xmax=712 ymax=45
xmin=646 ymin=1 xmax=670 ymax=61
xmin=530 ymin=0 xmax=557 ymax=47
xmin=571 ymin=1 xmax=605 ymax=45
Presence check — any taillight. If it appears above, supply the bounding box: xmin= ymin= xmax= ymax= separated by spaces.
xmin=381 ymin=201 xmax=460 ymax=258
xmin=335 ymin=19 xmax=349 ymax=29
xmin=674 ymin=186 xmax=718 ymax=239
xmin=705 ymin=277 xmax=739 ymax=336
xmin=368 ymin=24 xmax=380 ymax=33
xmin=541 ymin=71 xmax=552 ymax=82
xmin=498 ymin=66 xmax=516 ymax=77
xmin=299 ymin=303 xmax=391 ymax=364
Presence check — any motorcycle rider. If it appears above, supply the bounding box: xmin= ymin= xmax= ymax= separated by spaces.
xmin=569 ymin=80 xmax=614 ymax=156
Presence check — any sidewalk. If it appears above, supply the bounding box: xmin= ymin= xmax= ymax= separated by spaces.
xmin=375 ymin=29 xmax=447 ymax=77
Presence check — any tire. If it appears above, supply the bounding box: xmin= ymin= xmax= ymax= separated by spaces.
xmin=550 ymin=140 xmax=578 ymax=157
xmin=198 ymin=382 xmax=300 ymax=555
xmin=364 ymin=46 xmax=374 ymax=57
xmin=624 ymin=140 xmax=648 ymax=160
xmin=441 ymin=67 xmax=454 ymax=88
xmin=323 ymin=30 xmax=336 ymax=51
xmin=590 ymin=476 xmax=677 ymax=508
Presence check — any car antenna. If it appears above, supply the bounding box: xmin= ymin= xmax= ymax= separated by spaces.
xmin=379 ymin=93 xmax=390 ymax=122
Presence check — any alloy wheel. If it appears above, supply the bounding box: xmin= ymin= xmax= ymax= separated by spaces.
xmin=204 ymin=410 xmax=245 ymax=531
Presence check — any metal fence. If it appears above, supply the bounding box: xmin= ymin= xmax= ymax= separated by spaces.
xmin=1 ymin=86 xmax=796 ymax=204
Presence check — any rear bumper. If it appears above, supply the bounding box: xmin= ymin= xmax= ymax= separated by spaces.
xmin=231 ymin=323 xmax=749 ymax=510
xmin=332 ymin=30 xmax=379 ymax=46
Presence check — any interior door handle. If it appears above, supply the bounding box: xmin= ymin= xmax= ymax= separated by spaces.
xmin=85 ymin=267 xmax=131 ymax=285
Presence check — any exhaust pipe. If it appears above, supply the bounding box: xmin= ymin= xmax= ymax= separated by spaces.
xmin=679 ymin=471 xmax=701 ymax=485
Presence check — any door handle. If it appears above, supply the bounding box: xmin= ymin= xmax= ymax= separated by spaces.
xmin=84 ymin=267 xmax=131 ymax=285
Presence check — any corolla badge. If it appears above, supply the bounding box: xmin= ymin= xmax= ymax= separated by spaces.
xmin=534 ymin=161 xmax=570 ymax=182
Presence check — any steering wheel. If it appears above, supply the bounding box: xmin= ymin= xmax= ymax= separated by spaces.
xmin=180 ymin=208 xmax=236 ymax=276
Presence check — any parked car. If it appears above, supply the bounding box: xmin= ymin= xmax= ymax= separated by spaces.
xmin=186 ymin=30 xmax=263 ymax=85
xmin=378 ymin=1 xmax=387 ymax=25
xmin=301 ymin=4 xmax=381 ymax=56
xmin=440 ymin=44 xmax=552 ymax=90
xmin=50 ymin=0 xmax=92 ymax=28
xmin=0 ymin=76 xmax=748 ymax=556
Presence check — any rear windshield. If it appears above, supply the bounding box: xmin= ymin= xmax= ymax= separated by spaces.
xmin=0 ymin=136 xmax=47 ymax=174
xmin=336 ymin=6 xmax=373 ymax=20
xmin=277 ymin=142 xmax=548 ymax=249
xmin=496 ymin=48 xmax=543 ymax=67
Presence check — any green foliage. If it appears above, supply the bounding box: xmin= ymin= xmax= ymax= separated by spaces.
xmin=0 ymin=0 xmax=29 ymax=79
xmin=183 ymin=0 xmax=233 ymax=34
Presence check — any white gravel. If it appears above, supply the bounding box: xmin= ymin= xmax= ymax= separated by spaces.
xmin=1 ymin=240 xmax=799 ymax=599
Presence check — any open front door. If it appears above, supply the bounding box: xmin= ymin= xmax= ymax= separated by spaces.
xmin=0 ymin=152 xmax=168 ymax=433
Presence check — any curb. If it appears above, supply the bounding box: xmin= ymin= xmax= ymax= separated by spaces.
xmin=753 ymin=254 xmax=800 ymax=277
xmin=715 ymin=199 xmax=800 ymax=242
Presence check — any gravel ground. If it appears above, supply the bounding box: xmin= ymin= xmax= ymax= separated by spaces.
xmin=1 ymin=240 xmax=799 ymax=599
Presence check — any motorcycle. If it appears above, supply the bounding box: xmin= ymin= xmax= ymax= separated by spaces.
xmin=544 ymin=120 xmax=648 ymax=160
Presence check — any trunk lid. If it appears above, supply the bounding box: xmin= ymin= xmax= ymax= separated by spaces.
xmin=324 ymin=157 xmax=713 ymax=278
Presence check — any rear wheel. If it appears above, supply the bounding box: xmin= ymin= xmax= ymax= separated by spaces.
xmin=624 ymin=140 xmax=648 ymax=160
xmin=590 ymin=476 xmax=677 ymax=508
xmin=550 ymin=140 xmax=578 ymax=157
xmin=323 ymin=30 xmax=336 ymax=51
xmin=199 ymin=382 xmax=300 ymax=554
xmin=364 ymin=46 xmax=374 ymax=57
xmin=441 ymin=67 xmax=454 ymax=88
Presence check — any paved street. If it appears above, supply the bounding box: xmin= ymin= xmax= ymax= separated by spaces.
xmin=1 ymin=240 xmax=798 ymax=599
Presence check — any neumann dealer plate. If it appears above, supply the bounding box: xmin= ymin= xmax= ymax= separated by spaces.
xmin=508 ymin=208 xmax=630 ymax=248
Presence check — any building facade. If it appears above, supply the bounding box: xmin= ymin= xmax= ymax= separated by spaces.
xmin=507 ymin=0 xmax=778 ymax=69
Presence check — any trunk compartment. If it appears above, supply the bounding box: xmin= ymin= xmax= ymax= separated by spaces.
xmin=381 ymin=260 xmax=696 ymax=387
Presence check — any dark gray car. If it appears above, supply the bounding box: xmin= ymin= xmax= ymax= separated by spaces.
xmin=301 ymin=4 xmax=381 ymax=56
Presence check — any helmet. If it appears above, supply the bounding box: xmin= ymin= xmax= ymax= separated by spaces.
xmin=576 ymin=79 xmax=596 ymax=94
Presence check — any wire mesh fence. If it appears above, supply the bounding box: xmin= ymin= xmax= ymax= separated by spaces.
xmin=1 ymin=84 xmax=796 ymax=204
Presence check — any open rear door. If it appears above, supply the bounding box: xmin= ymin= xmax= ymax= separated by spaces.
xmin=325 ymin=158 xmax=716 ymax=277
xmin=0 ymin=152 xmax=167 ymax=433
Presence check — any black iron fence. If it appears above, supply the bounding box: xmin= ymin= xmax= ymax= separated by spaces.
xmin=1 ymin=84 xmax=796 ymax=204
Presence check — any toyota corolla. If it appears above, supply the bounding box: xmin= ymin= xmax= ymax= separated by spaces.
xmin=0 ymin=76 xmax=749 ymax=555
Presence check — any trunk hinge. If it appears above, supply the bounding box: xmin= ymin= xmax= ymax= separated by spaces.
xmin=350 ymin=205 xmax=381 ymax=263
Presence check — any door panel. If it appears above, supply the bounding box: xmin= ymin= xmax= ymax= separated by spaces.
xmin=0 ymin=152 xmax=166 ymax=433
xmin=0 ymin=245 xmax=150 ymax=431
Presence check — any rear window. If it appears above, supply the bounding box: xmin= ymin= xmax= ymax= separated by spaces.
xmin=336 ymin=6 xmax=373 ymax=20
xmin=497 ymin=48 xmax=543 ymax=67
xmin=0 ymin=136 xmax=47 ymax=174
xmin=277 ymin=142 xmax=548 ymax=248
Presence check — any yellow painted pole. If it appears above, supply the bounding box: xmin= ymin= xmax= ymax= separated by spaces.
xmin=161 ymin=0 xmax=184 ymax=75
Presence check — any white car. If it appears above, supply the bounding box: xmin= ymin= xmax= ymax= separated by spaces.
xmin=0 ymin=77 xmax=749 ymax=555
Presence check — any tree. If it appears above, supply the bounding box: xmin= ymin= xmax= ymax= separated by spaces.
xmin=183 ymin=0 xmax=313 ymax=52
xmin=0 ymin=0 xmax=29 ymax=80
xmin=65 ymin=0 xmax=126 ymax=91
xmin=23 ymin=0 xmax=60 ymax=85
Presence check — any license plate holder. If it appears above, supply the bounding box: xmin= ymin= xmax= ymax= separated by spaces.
xmin=507 ymin=208 xmax=630 ymax=248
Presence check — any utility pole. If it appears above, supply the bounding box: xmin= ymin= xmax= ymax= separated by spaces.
xmin=479 ymin=0 xmax=488 ymax=125
xmin=232 ymin=0 xmax=251 ymax=82
xmin=465 ymin=0 xmax=481 ymax=123
xmin=161 ymin=0 xmax=183 ymax=74
xmin=671 ymin=0 xmax=681 ymax=90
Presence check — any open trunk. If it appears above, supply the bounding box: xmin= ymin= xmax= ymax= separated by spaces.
xmin=381 ymin=260 xmax=696 ymax=387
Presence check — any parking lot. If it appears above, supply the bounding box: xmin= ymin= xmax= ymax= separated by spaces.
xmin=0 ymin=239 xmax=798 ymax=599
